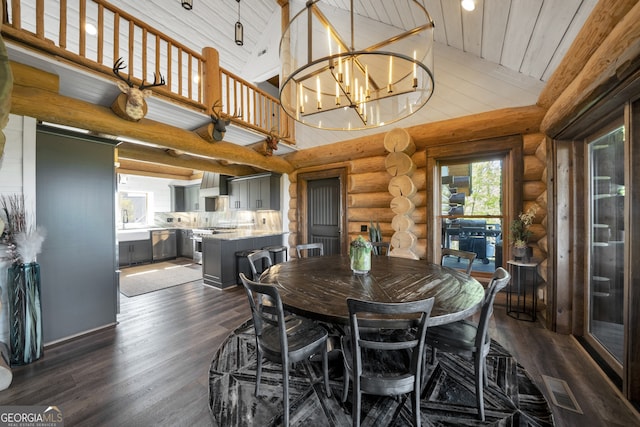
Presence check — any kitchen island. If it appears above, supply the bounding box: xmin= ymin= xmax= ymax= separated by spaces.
xmin=201 ymin=230 xmax=286 ymax=289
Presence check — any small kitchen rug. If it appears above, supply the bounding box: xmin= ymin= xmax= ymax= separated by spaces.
xmin=119 ymin=258 xmax=203 ymax=297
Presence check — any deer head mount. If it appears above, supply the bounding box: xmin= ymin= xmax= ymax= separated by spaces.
xmin=209 ymin=100 xmax=240 ymax=141
xmin=112 ymin=58 xmax=165 ymax=121
xmin=263 ymin=129 xmax=279 ymax=156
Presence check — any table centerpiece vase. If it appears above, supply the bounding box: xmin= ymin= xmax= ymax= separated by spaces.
xmin=350 ymin=235 xmax=372 ymax=275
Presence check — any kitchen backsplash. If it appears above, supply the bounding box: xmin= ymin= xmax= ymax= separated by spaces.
xmin=152 ymin=210 xmax=283 ymax=231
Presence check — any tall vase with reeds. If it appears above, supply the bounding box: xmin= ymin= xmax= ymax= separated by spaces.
xmin=1 ymin=195 xmax=46 ymax=365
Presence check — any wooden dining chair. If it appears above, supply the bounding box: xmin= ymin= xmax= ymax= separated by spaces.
xmin=295 ymin=242 xmax=324 ymax=258
xmin=239 ymin=273 xmax=331 ymax=426
xmin=426 ymin=267 xmax=511 ymax=421
xmin=247 ymin=249 xmax=273 ymax=281
xmin=341 ymin=297 xmax=435 ymax=427
xmin=371 ymin=241 xmax=391 ymax=256
xmin=441 ymin=248 xmax=476 ymax=276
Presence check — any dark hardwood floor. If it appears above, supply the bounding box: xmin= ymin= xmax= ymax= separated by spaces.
xmin=0 ymin=277 xmax=638 ymax=426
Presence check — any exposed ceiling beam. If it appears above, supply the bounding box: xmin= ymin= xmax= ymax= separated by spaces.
xmin=9 ymin=62 xmax=295 ymax=175
xmin=117 ymin=142 xmax=258 ymax=176
xmin=116 ymin=158 xmax=202 ymax=181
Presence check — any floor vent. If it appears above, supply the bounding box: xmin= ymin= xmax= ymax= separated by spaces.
xmin=542 ymin=375 xmax=583 ymax=414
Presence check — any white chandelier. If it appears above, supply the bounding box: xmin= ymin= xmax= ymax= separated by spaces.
xmin=279 ymin=0 xmax=435 ymax=131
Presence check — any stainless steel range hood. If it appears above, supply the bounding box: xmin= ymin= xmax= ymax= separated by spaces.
xmin=200 ymin=172 xmax=230 ymax=197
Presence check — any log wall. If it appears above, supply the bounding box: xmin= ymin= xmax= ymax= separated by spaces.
xmin=288 ymin=127 xmax=548 ymax=277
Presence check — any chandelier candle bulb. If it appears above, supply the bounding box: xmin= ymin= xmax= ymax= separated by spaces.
xmin=354 ymin=78 xmax=359 ymax=102
xmin=299 ymin=82 xmax=304 ymax=114
xmin=316 ymin=76 xmax=321 ymax=109
xmin=345 ymin=60 xmax=350 ymax=94
xmin=335 ymin=82 xmax=340 ymax=105
xmin=413 ymin=51 xmax=418 ymax=88
xmin=365 ymin=65 xmax=369 ymax=91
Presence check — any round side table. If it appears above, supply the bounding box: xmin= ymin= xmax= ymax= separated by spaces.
xmin=506 ymin=259 xmax=540 ymax=322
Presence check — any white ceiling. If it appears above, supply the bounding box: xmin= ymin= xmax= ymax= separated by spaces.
xmin=8 ymin=0 xmax=598 ymax=153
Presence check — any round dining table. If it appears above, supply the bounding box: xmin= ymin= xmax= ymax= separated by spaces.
xmin=260 ymin=254 xmax=486 ymax=327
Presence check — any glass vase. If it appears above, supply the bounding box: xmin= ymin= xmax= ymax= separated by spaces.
xmin=350 ymin=246 xmax=371 ymax=275
xmin=7 ymin=262 xmax=43 ymax=365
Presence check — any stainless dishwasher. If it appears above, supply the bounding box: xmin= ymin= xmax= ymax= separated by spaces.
xmin=151 ymin=229 xmax=177 ymax=261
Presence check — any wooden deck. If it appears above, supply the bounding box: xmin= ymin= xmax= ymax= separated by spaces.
xmin=0 ymin=273 xmax=637 ymax=426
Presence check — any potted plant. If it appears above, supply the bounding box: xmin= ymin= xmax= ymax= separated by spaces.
xmin=1 ymin=195 xmax=46 ymax=365
xmin=509 ymin=208 xmax=534 ymax=260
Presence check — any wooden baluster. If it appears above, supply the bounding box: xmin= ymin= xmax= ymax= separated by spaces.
xmin=97 ymin=4 xmax=103 ymax=63
xmin=35 ymin=0 xmax=44 ymax=38
xmin=59 ymin=0 xmax=67 ymax=49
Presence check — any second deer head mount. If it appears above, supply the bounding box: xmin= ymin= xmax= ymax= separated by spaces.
xmin=112 ymin=58 xmax=165 ymax=121
xmin=263 ymin=128 xmax=279 ymax=156
xmin=209 ymin=100 xmax=240 ymax=141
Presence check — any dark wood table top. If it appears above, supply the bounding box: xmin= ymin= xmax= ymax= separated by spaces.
xmin=260 ymin=255 xmax=485 ymax=327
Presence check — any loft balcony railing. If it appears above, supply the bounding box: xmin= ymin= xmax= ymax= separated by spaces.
xmin=1 ymin=0 xmax=294 ymax=143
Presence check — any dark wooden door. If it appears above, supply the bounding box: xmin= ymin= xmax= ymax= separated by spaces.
xmin=307 ymin=177 xmax=341 ymax=255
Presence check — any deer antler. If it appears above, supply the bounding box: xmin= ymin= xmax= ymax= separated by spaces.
xmin=113 ymin=57 xmax=134 ymax=88
xmin=210 ymin=100 xmax=223 ymax=121
xmin=139 ymin=72 xmax=166 ymax=90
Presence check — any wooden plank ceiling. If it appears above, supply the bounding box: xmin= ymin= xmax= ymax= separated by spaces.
xmin=10 ymin=0 xmax=598 ymax=176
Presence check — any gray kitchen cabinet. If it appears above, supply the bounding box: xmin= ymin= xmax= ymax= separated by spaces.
xmin=152 ymin=229 xmax=177 ymax=261
xmin=229 ymin=173 xmax=281 ymax=211
xmin=172 ymin=185 xmax=200 ymax=211
xmin=119 ymin=239 xmax=152 ymax=267
xmin=202 ymin=234 xmax=282 ymax=289
xmin=229 ymin=179 xmax=249 ymax=210
xmin=185 ymin=185 xmax=200 ymax=211
xmin=177 ymin=229 xmax=194 ymax=258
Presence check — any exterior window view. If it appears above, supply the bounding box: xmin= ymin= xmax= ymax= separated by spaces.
xmin=440 ymin=160 xmax=503 ymax=273
xmin=1 ymin=1 xmax=640 ymax=426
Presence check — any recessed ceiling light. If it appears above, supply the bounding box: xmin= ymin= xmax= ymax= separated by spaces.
xmin=85 ymin=23 xmax=97 ymax=36
xmin=461 ymin=0 xmax=475 ymax=12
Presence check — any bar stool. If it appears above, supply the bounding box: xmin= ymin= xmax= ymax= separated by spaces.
xmin=262 ymin=245 xmax=288 ymax=264
xmin=235 ymin=249 xmax=258 ymax=285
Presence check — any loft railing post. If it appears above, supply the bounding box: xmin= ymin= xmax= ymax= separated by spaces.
xmin=202 ymin=47 xmax=220 ymax=114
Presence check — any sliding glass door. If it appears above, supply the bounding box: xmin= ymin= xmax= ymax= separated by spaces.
xmin=586 ymin=124 xmax=625 ymax=371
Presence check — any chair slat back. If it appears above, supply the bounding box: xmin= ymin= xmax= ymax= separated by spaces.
xmin=239 ymin=273 xmax=286 ymax=338
xmin=296 ymin=242 xmax=324 ymax=258
xmin=347 ymin=297 xmax=435 ymax=376
xmin=475 ymin=267 xmax=511 ymax=349
xmin=441 ymin=248 xmax=477 ymax=275
xmin=371 ymin=241 xmax=391 ymax=256
xmin=247 ymin=249 xmax=273 ymax=281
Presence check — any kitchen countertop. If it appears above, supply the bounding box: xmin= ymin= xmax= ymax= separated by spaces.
xmin=117 ymin=228 xmax=285 ymax=242
xmin=201 ymin=230 xmax=286 ymax=241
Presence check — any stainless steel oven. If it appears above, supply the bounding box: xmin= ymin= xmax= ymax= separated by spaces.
xmin=192 ymin=235 xmax=203 ymax=264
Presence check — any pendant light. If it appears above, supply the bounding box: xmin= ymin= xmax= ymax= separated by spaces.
xmin=235 ymin=0 xmax=244 ymax=46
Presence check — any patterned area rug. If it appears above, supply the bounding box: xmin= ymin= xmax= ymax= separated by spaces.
xmin=209 ymin=320 xmax=554 ymax=426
